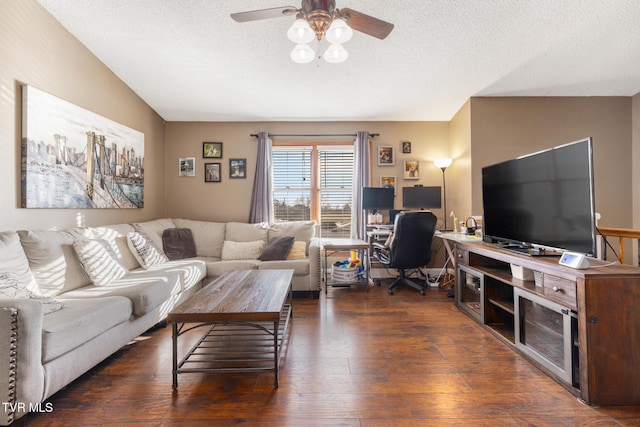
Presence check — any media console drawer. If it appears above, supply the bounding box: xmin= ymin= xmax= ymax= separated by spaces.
xmin=541 ymin=274 xmax=577 ymax=308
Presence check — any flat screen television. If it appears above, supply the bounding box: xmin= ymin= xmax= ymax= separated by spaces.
xmin=402 ymin=186 xmax=442 ymax=210
xmin=362 ymin=187 xmax=394 ymax=212
xmin=481 ymin=137 xmax=596 ymax=256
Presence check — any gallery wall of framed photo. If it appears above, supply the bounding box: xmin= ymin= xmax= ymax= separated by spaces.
xmin=376 ymin=140 xmax=427 ymax=190
xmin=179 ymin=141 xmax=247 ymax=183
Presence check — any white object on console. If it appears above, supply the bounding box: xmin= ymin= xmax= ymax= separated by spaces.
xmin=559 ymin=252 xmax=590 ymax=269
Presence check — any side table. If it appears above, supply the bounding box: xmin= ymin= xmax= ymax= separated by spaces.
xmin=322 ymin=238 xmax=370 ymax=294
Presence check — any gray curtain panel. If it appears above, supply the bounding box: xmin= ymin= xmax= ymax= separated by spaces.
xmin=351 ymin=131 xmax=370 ymax=239
xmin=248 ymin=131 xmax=273 ymax=223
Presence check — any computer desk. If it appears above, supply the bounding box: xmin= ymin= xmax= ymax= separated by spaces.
xmin=434 ymin=231 xmax=483 ymax=288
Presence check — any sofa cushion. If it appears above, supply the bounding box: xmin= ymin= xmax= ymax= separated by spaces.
xmin=0 ymin=231 xmax=40 ymax=293
xmin=203 ymin=259 xmax=261 ymax=277
xmin=133 ymin=218 xmax=176 ymax=248
xmin=0 ymin=272 xmax=66 ymax=315
xmin=60 ymin=271 xmax=177 ymax=317
xmin=287 ymin=241 xmax=307 ymax=259
xmin=269 ymin=221 xmax=316 ymax=248
xmin=41 ymin=296 xmax=132 ymax=363
xmin=73 ymin=239 xmax=128 ymax=286
xmin=258 ymin=236 xmax=295 ymax=261
xmin=221 ymin=240 xmax=265 ymax=260
xmin=162 ymin=228 xmax=197 ymax=260
xmin=17 ymin=228 xmax=93 ymax=297
xmin=225 ymin=222 xmax=269 ymax=243
xmin=127 ymin=231 xmax=169 ymax=269
xmin=145 ymin=259 xmax=206 ymax=293
xmin=258 ymin=259 xmax=309 ymax=276
xmin=172 ymin=218 xmax=226 ymax=258
xmin=91 ymin=223 xmax=140 ymax=270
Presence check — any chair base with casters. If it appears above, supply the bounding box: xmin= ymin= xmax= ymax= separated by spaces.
xmin=387 ymin=269 xmax=427 ymax=295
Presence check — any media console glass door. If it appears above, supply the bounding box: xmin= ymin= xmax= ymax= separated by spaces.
xmin=457 ymin=265 xmax=483 ymax=322
xmin=514 ymin=288 xmax=578 ymax=386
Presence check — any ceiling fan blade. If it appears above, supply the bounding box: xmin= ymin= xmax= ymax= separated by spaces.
xmin=339 ymin=8 xmax=394 ymax=39
xmin=231 ymin=6 xmax=299 ymax=23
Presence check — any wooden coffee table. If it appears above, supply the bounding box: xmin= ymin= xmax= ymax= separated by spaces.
xmin=167 ymin=269 xmax=294 ymax=389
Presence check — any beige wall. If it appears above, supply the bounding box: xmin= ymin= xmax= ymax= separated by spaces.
xmin=164 ymin=121 xmax=451 ymax=225
xmin=468 ymin=97 xmax=633 ymax=229
xmin=448 ymin=100 xmax=473 ymax=226
xmin=0 ymin=0 xmax=166 ymax=231
xmin=634 ymin=93 xmax=640 ymax=230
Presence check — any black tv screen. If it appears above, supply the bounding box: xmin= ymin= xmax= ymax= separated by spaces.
xmin=362 ymin=187 xmax=394 ymax=211
xmin=481 ymin=137 xmax=596 ymax=255
xmin=402 ymin=186 xmax=442 ymax=210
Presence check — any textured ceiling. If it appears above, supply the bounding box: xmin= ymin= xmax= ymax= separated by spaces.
xmin=37 ymin=0 xmax=640 ymax=122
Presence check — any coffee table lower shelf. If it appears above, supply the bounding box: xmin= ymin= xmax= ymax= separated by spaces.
xmin=172 ymin=304 xmax=291 ymax=389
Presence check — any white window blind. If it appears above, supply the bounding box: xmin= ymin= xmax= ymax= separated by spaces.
xmin=272 ymin=145 xmax=354 ymax=237
xmin=272 ymin=148 xmax=312 ymax=222
xmin=319 ymin=147 xmax=354 ymax=236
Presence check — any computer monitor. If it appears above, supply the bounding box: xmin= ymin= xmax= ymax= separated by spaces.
xmin=402 ymin=186 xmax=442 ymax=210
xmin=389 ymin=209 xmax=404 ymax=224
xmin=362 ymin=187 xmax=394 ymax=212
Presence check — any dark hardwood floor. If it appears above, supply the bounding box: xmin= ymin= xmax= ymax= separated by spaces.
xmin=20 ymin=280 xmax=640 ymax=426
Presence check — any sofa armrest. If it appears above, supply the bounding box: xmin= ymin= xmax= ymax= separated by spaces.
xmin=0 ymin=300 xmax=45 ymax=425
xmin=309 ymin=238 xmax=321 ymax=292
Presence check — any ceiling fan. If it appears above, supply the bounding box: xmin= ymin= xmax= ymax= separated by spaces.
xmin=231 ymin=0 xmax=394 ymax=41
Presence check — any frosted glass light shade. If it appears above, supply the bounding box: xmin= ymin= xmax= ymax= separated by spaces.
xmin=434 ymin=158 xmax=453 ymax=169
xmin=323 ymin=44 xmax=348 ymax=63
xmin=291 ymin=43 xmax=315 ymax=63
xmin=287 ymin=19 xmax=315 ymax=44
xmin=325 ymin=19 xmax=353 ymax=44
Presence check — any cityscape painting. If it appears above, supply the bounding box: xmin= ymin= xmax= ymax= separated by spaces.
xmin=21 ymin=85 xmax=144 ymax=208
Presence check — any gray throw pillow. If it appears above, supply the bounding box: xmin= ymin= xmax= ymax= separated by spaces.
xmin=162 ymin=228 xmax=197 ymax=260
xmin=258 ymin=236 xmax=296 ymax=261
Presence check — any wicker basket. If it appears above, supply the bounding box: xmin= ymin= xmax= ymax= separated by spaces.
xmin=332 ymin=264 xmax=358 ymax=283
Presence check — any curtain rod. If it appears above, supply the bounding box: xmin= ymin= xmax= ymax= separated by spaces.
xmin=250 ymin=133 xmax=379 ymax=138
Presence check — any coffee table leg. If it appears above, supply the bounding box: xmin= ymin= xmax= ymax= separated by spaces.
xmin=172 ymin=322 xmax=178 ymax=390
xmin=273 ymin=319 xmax=279 ymax=388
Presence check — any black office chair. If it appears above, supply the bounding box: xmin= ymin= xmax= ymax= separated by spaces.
xmin=372 ymin=211 xmax=437 ymax=295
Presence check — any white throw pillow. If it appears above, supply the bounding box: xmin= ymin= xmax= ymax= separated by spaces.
xmin=127 ymin=231 xmax=169 ymax=269
xmin=221 ymin=240 xmax=265 ymax=261
xmin=0 ymin=272 xmax=66 ymax=315
xmin=73 ymin=239 xmax=128 ymax=286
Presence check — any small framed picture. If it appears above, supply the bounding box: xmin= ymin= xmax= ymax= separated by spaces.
xmin=377 ymin=145 xmax=394 ymax=166
xmin=403 ymin=160 xmax=420 ymax=179
xmin=204 ymin=162 xmax=221 ymax=182
xmin=203 ymin=142 xmax=223 ymax=158
xmin=178 ymin=157 xmax=195 ymax=177
xmin=229 ymin=158 xmax=246 ymax=179
xmin=380 ymin=176 xmax=396 ymax=193
xmin=401 ymin=141 xmax=412 ymax=154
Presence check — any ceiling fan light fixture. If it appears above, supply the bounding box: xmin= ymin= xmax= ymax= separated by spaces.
xmin=325 ymin=18 xmax=353 ymax=44
xmin=290 ymin=43 xmax=316 ymax=63
xmin=323 ymin=43 xmax=348 ymax=63
xmin=287 ymin=18 xmax=315 ymax=43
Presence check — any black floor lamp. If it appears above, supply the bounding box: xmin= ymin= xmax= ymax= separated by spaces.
xmin=434 ymin=158 xmax=452 ymax=230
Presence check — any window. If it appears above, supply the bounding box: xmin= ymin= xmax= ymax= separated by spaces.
xmin=272 ymin=145 xmax=354 ymax=237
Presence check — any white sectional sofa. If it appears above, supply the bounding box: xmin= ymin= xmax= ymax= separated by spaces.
xmin=0 ymin=218 xmax=320 ymax=425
